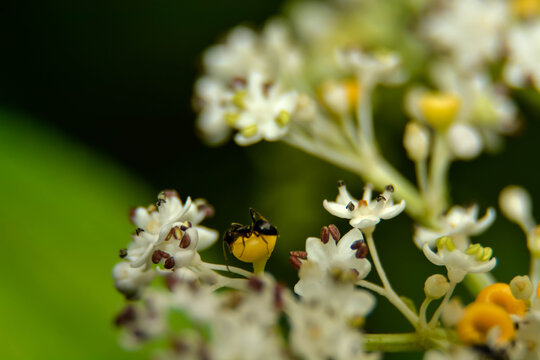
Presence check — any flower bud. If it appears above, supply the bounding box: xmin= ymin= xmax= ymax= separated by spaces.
xmin=418 ymin=92 xmax=460 ymax=131
xmin=447 ymin=123 xmax=483 ymax=160
xmin=510 ymin=275 xmax=534 ymax=300
xmin=424 ymin=274 xmax=450 ymax=299
xmin=403 ymin=122 xmax=430 ymax=161
xmin=441 ymin=298 xmax=464 ymax=327
xmin=499 ymin=185 xmax=533 ymax=227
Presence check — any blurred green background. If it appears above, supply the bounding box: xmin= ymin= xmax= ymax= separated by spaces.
xmin=1 ymin=1 xmax=539 ymax=359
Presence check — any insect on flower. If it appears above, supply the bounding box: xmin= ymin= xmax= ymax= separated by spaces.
xmin=223 ymin=208 xmax=278 ymax=264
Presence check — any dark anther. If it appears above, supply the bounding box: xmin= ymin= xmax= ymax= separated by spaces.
xmin=119 ymin=248 xmax=128 ymax=258
xmin=346 ymin=201 xmax=355 ymax=211
xmin=263 ymin=81 xmax=274 ymax=94
xmin=351 ymin=240 xmax=368 ymax=258
xmin=164 ymin=257 xmax=176 ymax=269
xmin=135 ymin=228 xmax=144 ymax=236
xmin=232 ymin=77 xmax=247 ymax=88
xmin=377 ymin=195 xmax=386 ymax=202
xmin=152 ymin=250 xmax=170 ymax=264
xmin=289 ymin=251 xmax=307 ymax=270
xmin=163 ymin=190 xmax=179 ymax=198
xmin=180 ymin=233 xmax=191 ymax=248
xmin=385 ymin=184 xmax=395 ymax=192
xmin=114 ymin=305 xmax=136 ymax=327
xmin=197 ymin=203 xmax=215 ymax=218
xmin=328 ymin=224 xmax=340 ymax=242
xmin=337 ymin=180 xmax=345 ymax=187
xmin=320 ymin=226 xmax=330 ymax=244
xmin=248 ymin=277 xmax=264 ymax=292
xmin=152 ymin=251 xmax=162 ymax=264
xmin=171 ymin=339 xmax=189 ymax=354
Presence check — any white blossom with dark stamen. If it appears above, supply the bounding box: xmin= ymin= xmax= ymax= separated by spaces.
xmin=323 ymin=183 xmax=405 ymax=229
xmin=126 ymin=191 xmax=218 ymax=271
xmin=294 ymin=227 xmax=371 ymax=295
xmin=414 ymin=205 xmax=495 ymax=250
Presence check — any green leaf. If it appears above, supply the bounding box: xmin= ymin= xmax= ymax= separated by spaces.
xmin=0 ymin=109 xmax=152 ymax=360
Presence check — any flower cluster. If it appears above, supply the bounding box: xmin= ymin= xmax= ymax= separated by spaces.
xmin=113 ymin=0 xmax=540 ymax=359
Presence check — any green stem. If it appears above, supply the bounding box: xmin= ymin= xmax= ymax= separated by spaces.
xmin=252 ymin=258 xmax=267 ymax=274
xmin=284 ymin=131 xmax=426 ymax=221
xmin=364 ymin=333 xmax=423 ymax=352
xmin=530 ymin=256 xmax=540 ymax=286
xmin=463 ymin=272 xmax=495 ymax=296
xmin=426 ymin=132 xmax=451 ymax=222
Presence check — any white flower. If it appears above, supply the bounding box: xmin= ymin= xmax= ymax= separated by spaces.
xmin=231 ymin=72 xmax=298 ymax=146
xmin=112 ymin=262 xmax=155 ymax=299
xmin=323 ymin=182 xmax=405 ymax=229
xmin=336 ymin=48 xmax=404 ymax=87
xmin=505 ymin=21 xmax=540 ymax=91
xmin=295 ymin=227 xmax=371 ymax=289
xmin=510 ymin=310 xmax=540 ymax=360
xmin=287 ymin=297 xmax=379 ymax=360
xmin=194 ymin=77 xmax=233 ymax=145
xmin=414 ymin=205 xmax=495 ymax=249
xmin=202 ymin=22 xmax=302 ymax=82
xmin=446 ymin=123 xmax=483 ymax=160
xmin=422 ymin=237 xmax=497 ymax=283
xmin=203 ymin=27 xmax=267 ymax=80
xmin=422 ymin=0 xmax=508 ymax=69
xmin=424 ymin=347 xmax=481 ymax=360
xmin=125 ymin=190 xmax=218 ymax=270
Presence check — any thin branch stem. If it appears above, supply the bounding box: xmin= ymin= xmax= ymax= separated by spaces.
xmin=428 ymin=282 xmax=456 ymax=328
xmin=203 ymin=262 xmax=252 ymax=278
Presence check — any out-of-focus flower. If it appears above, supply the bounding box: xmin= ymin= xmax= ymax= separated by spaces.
xmin=414 ymin=205 xmax=495 ymax=249
xmin=422 ymin=0 xmax=508 ymax=70
xmin=505 ymin=21 xmax=540 ymax=91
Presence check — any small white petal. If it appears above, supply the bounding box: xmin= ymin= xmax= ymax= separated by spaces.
xmin=323 ymin=200 xmax=353 ymax=219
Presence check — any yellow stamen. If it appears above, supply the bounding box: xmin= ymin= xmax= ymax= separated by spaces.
xmin=476 ymin=283 xmax=527 ymax=317
xmin=224 ymin=113 xmax=240 ymax=126
xmin=436 ymin=236 xmax=455 ymax=251
xmin=457 ymin=302 xmax=515 ymax=345
xmin=232 ymin=91 xmax=247 ymax=109
xmin=275 ymin=110 xmax=291 ymax=127
xmin=479 ymin=247 xmax=493 ymax=262
xmin=241 ymin=124 xmax=258 ymax=138
xmin=418 ymin=92 xmax=460 ymax=131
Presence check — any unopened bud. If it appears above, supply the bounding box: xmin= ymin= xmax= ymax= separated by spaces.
xmin=510 ymin=275 xmax=534 ymax=300
xmin=403 ymin=122 xmax=430 ymax=161
xmin=418 ymin=92 xmax=460 ymax=131
xmin=499 ymin=185 xmax=533 ymax=228
xmin=441 ymin=298 xmax=464 ymax=327
xmin=447 ymin=123 xmax=483 ymax=160
xmin=424 ymin=274 xmax=450 ymax=299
